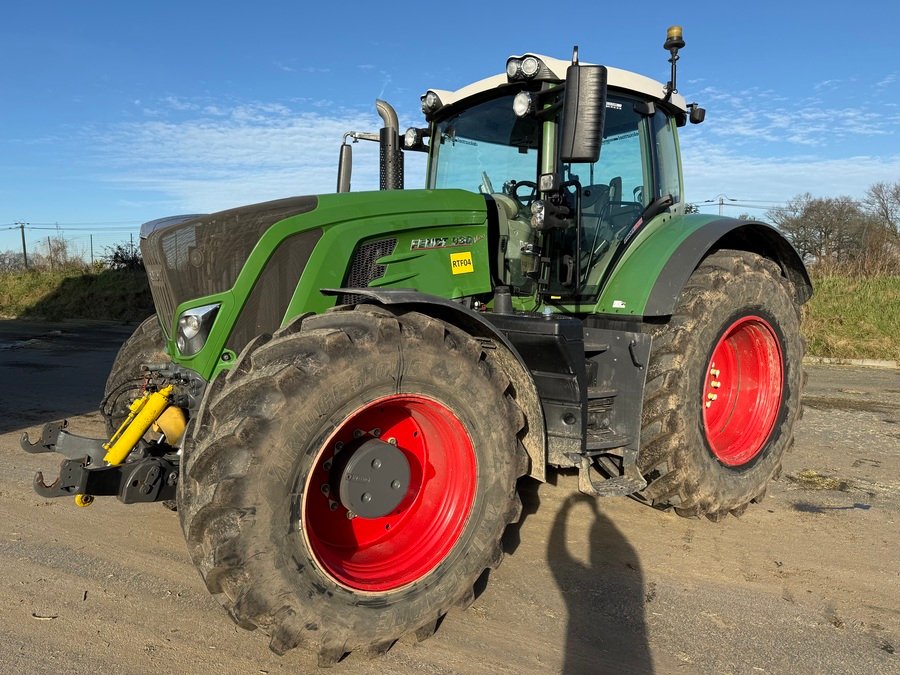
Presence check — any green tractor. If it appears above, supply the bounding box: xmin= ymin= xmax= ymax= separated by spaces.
xmin=23 ymin=27 xmax=810 ymax=664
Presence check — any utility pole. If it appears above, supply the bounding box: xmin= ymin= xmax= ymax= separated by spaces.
xmin=719 ymin=196 xmax=724 ymax=217
xmin=15 ymin=222 xmax=28 ymax=269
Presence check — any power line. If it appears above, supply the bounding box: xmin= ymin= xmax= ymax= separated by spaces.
xmin=26 ymin=225 xmax=137 ymax=232
xmin=20 ymin=220 xmax=143 ymax=227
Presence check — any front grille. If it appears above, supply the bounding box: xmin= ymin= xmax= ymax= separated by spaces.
xmin=338 ymin=238 xmax=397 ymax=305
xmin=142 ymin=196 xmax=318 ymax=335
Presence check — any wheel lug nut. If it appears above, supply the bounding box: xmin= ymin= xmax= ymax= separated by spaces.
xmin=372 ymin=428 xmax=381 ymax=437
xmin=352 ymin=429 xmax=364 ymax=439
xmin=391 ymin=480 xmax=401 ymax=490
xmin=361 ymin=493 xmax=372 ymax=503
xmin=322 ymin=459 xmax=332 ymax=471
xmin=329 ymin=500 xmax=338 ymax=511
xmin=710 ymin=368 xmax=720 ymax=377
xmin=711 ymin=380 xmax=721 ymax=388
xmin=346 ymin=511 xmax=356 ymax=520
xmin=708 ymin=393 xmax=718 ymax=401
xmin=334 ymin=441 xmax=344 ymax=451
xmin=371 ymin=458 xmax=382 ymax=469
xmin=706 ymin=401 xmax=712 ymax=408
xmin=321 ymin=484 xmax=330 ymax=495
xmin=387 ymin=437 xmax=397 ymax=446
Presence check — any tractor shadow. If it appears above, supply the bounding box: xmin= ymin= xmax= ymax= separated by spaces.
xmin=506 ymin=478 xmax=653 ymax=674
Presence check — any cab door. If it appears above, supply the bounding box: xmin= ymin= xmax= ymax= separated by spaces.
xmin=546 ymin=95 xmax=681 ymax=301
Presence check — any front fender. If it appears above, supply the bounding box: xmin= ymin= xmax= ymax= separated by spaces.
xmin=322 ymin=288 xmax=548 ymax=481
xmin=596 ymin=214 xmax=812 ymax=317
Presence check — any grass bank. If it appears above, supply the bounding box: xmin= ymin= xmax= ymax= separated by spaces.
xmin=803 ymin=275 xmax=900 ymax=362
xmin=0 ymin=268 xmax=153 ymax=322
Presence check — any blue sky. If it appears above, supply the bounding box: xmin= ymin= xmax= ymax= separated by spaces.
xmin=2 ymin=1 xmax=898 ymax=256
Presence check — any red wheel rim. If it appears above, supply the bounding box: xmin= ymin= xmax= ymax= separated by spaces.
xmin=702 ymin=316 xmax=783 ymax=466
xmin=302 ymin=394 xmax=476 ymax=592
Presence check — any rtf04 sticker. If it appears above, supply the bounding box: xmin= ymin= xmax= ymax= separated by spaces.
xmin=450 ymin=251 xmax=474 ymax=275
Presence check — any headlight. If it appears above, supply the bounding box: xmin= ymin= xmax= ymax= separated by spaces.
xmin=506 ymin=54 xmax=547 ymax=81
xmin=513 ymin=91 xmax=534 ymax=118
xmin=176 ymin=303 xmax=220 ymax=356
xmin=420 ymin=90 xmax=442 ymax=115
xmin=521 ymin=56 xmax=540 ymax=78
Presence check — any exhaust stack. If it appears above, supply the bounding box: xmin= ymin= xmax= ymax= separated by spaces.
xmin=335 ymin=100 xmax=404 ymax=193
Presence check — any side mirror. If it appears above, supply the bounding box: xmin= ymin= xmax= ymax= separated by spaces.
xmin=559 ymin=65 xmax=607 ymax=164
xmin=336 ymin=143 xmax=353 ymax=193
xmin=689 ymin=104 xmax=706 ymax=124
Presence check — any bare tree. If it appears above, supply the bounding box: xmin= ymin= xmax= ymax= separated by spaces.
xmin=860 ymin=181 xmax=900 ymax=274
xmin=864 ymin=181 xmax=900 ymax=234
xmin=0 ymin=251 xmax=26 ymax=272
xmin=770 ymin=189 xmax=899 ymax=275
xmin=40 ymin=235 xmax=86 ymax=271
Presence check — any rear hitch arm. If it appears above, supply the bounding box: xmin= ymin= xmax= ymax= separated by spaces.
xmin=23 ymin=384 xmax=181 ymax=505
xmin=21 ymin=420 xmax=107 ymax=465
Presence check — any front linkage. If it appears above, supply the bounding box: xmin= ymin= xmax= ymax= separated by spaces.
xmin=21 ymin=378 xmax=189 ymax=506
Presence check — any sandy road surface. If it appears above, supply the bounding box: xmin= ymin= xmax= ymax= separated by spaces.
xmin=0 ymin=320 xmax=898 ymax=674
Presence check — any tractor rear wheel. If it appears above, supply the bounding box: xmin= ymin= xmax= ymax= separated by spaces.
xmin=178 ymin=306 xmax=526 ymax=664
xmin=637 ymin=250 xmax=803 ymax=519
xmin=102 ymin=314 xmax=167 ymax=434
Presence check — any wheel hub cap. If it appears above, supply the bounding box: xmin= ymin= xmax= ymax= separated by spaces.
xmin=334 ymin=438 xmax=411 ymax=519
xmin=703 ymin=316 xmax=784 ymax=467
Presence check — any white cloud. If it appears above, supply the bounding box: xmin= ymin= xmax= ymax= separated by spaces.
xmin=97 ymin=82 xmax=895 ymax=221
xmin=696 ymin=79 xmax=897 ymax=149
xmin=98 ymin=99 xmax=427 ymax=212
xmin=681 ymin=73 xmax=899 ymax=210
xmin=681 ymin=136 xmax=900 ymax=207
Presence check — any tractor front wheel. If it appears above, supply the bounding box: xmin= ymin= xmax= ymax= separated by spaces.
xmin=178 ymin=306 xmax=526 ymax=664
xmin=637 ymin=250 xmax=804 ymax=519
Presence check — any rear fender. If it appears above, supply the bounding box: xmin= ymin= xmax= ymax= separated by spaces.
xmin=321 ymin=288 xmax=547 ymax=481
xmin=597 ymin=214 xmax=812 ymax=317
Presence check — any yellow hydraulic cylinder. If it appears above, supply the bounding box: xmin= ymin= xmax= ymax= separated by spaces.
xmin=103 ymin=385 xmax=174 ymax=466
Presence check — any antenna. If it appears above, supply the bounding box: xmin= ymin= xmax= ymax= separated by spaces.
xmin=571 ymin=45 xmax=579 ymax=65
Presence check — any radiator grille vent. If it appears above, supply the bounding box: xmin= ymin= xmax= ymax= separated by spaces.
xmin=339 ymin=238 xmax=397 ymax=305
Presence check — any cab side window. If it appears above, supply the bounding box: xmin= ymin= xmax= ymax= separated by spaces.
xmin=653 ymin=111 xmax=682 ymax=205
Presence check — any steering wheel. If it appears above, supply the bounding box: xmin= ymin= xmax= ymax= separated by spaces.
xmin=512 ymin=180 xmax=539 ymax=209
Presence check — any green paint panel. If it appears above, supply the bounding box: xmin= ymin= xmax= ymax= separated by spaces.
xmin=168 ymin=189 xmax=490 ymax=380
xmin=596 ymin=212 xmax=722 ymax=315
xmin=554 ymin=212 xmax=722 ymax=316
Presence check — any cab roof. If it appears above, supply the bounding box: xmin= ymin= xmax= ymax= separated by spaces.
xmin=426 ymin=53 xmax=687 ymax=115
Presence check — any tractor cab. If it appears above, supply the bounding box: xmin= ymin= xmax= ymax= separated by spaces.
xmin=419 ymin=57 xmax=691 ymax=303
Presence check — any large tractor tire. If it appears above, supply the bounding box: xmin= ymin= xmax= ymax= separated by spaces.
xmin=102 ymin=314 xmax=168 ymax=434
xmin=637 ymin=250 xmax=804 ymax=519
xmin=178 ymin=305 xmax=527 ymax=664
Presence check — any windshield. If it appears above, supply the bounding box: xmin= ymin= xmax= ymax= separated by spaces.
xmin=428 ymin=89 xmax=661 ymax=301
xmin=431 ymin=92 xmax=541 ymax=193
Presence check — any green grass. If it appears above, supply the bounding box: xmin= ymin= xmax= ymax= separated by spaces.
xmin=0 ymin=267 xmax=153 ymax=322
xmin=803 ymin=275 xmax=900 ymax=361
